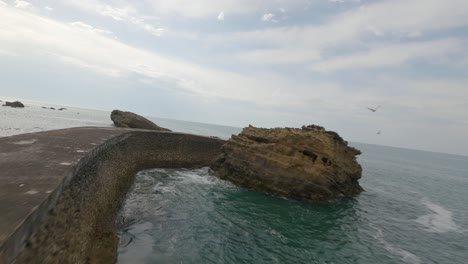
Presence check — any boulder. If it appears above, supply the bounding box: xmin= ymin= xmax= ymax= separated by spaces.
xmin=2 ymin=101 xmax=25 ymax=108
xmin=110 ymin=110 xmax=171 ymax=131
xmin=212 ymin=125 xmax=363 ymax=201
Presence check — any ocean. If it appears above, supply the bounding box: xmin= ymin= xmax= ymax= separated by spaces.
xmin=1 ymin=100 xmax=467 ymax=264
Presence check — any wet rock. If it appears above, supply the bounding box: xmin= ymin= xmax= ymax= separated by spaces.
xmin=212 ymin=125 xmax=363 ymax=201
xmin=58 ymin=108 xmax=67 ymax=111
xmin=2 ymin=101 xmax=25 ymax=108
xmin=110 ymin=110 xmax=171 ymax=131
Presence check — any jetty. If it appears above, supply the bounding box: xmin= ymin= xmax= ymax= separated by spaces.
xmin=0 ymin=127 xmax=224 ymax=263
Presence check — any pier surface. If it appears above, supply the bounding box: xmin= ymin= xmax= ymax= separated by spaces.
xmin=0 ymin=127 xmax=224 ymax=263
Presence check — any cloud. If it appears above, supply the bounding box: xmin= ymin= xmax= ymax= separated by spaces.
xmin=261 ymin=13 xmax=276 ymax=22
xmin=14 ymin=0 xmax=31 ymax=9
xmin=232 ymin=0 xmax=468 ymax=65
xmin=44 ymin=6 xmax=53 ymax=11
xmin=0 ymin=1 xmax=7 ymax=7
xmin=238 ymin=48 xmax=321 ymax=64
xmin=0 ymin=7 xmax=339 ymax=108
xmin=69 ymin=21 xmax=113 ymax=36
xmin=310 ymin=39 xmax=464 ymax=72
xmin=66 ymin=0 xmax=164 ymax=37
xmin=217 ymin=11 xmax=225 ymax=21
xmin=55 ymin=54 xmax=121 ymax=77
xmin=144 ymin=0 xmax=313 ymax=18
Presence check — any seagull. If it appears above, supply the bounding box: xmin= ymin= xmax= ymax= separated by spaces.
xmin=377 ymin=131 xmax=381 ymax=135
xmin=367 ymin=105 xmax=381 ymax=112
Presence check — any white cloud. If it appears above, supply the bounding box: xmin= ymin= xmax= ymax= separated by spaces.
xmin=14 ymin=0 xmax=31 ymax=9
xmin=55 ymin=54 xmax=121 ymax=77
xmin=66 ymin=0 xmax=164 ymax=37
xmin=261 ymin=13 xmax=276 ymax=22
xmin=145 ymin=0 xmax=312 ymax=18
xmin=310 ymin=39 xmax=463 ymax=72
xmin=0 ymin=7 xmax=338 ymax=107
xmin=232 ymin=0 xmax=468 ymax=65
xmin=69 ymin=21 xmax=113 ymax=36
xmin=0 ymin=1 xmax=7 ymax=7
xmin=217 ymin=11 xmax=225 ymax=21
xmin=238 ymin=48 xmax=321 ymax=64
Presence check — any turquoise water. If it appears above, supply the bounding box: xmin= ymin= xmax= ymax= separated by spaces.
xmin=117 ymin=144 xmax=468 ymax=264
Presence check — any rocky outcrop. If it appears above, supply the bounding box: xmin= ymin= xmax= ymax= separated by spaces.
xmin=110 ymin=110 xmax=171 ymax=131
xmin=212 ymin=125 xmax=363 ymax=201
xmin=2 ymin=101 xmax=24 ymax=108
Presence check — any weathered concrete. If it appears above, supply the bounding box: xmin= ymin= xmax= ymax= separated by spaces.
xmin=0 ymin=127 xmax=224 ymax=264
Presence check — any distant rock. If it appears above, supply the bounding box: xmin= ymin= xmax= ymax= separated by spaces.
xmin=212 ymin=125 xmax=363 ymax=201
xmin=50 ymin=107 xmax=55 ymax=110
xmin=2 ymin=101 xmax=25 ymax=108
xmin=58 ymin=108 xmax=67 ymax=111
xmin=110 ymin=110 xmax=171 ymax=131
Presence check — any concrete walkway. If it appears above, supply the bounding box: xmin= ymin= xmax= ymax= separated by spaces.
xmin=0 ymin=127 xmax=224 ymax=263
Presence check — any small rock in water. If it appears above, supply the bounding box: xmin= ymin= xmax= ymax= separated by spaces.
xmin=2 ymin=101 xmax=25 ymax=108
xmin=212 ymin=125 xmax=363 ymax=201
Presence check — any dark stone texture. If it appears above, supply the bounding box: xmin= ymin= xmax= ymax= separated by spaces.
xmin=0 ymin=127 xmax=224 ymax=263
xmin=2 ymin=101 xmax=24 ymax=108
xmin=111 ymin=110 xmax=171 ymax=131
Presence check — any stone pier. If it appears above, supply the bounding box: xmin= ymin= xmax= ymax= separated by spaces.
xmin=0 ymin=127 xmax=224 ymax=263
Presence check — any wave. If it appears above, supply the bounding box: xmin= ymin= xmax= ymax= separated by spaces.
xmin=374 ymin=228 xmax=422 ymax=264
xmin=415 ymin=198 xmax=462 ymax=233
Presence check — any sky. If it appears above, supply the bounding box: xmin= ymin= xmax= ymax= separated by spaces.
xmin=0 ymin=0 xmax=467 ymax=156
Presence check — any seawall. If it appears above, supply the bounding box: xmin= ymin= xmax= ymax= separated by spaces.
xmin=0 ymin=127 xmax=225 ymax=263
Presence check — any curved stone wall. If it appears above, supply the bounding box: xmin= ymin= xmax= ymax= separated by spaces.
xmin=0 ymin=128 xmax=224 ymax=264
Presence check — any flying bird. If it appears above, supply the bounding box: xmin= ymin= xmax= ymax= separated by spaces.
xmin=377 ymin=131 xmax=381 ymax=135
xmin=367 ymin=105 xmax=381 ymax=112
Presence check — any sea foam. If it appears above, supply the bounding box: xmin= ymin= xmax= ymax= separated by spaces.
xmin=415 ymin=198 xmax=461 ymax=233
xmin=374 ymin=228 xmax=422 ymax=264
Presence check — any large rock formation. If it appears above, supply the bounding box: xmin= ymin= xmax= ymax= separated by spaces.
xmin=2 ymin=101 xmax=24 ymax=108
xmin=212 ymin=125 xmax=363 ymax=201
xmin=110 ymin=110 xmax=171 ymax=131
